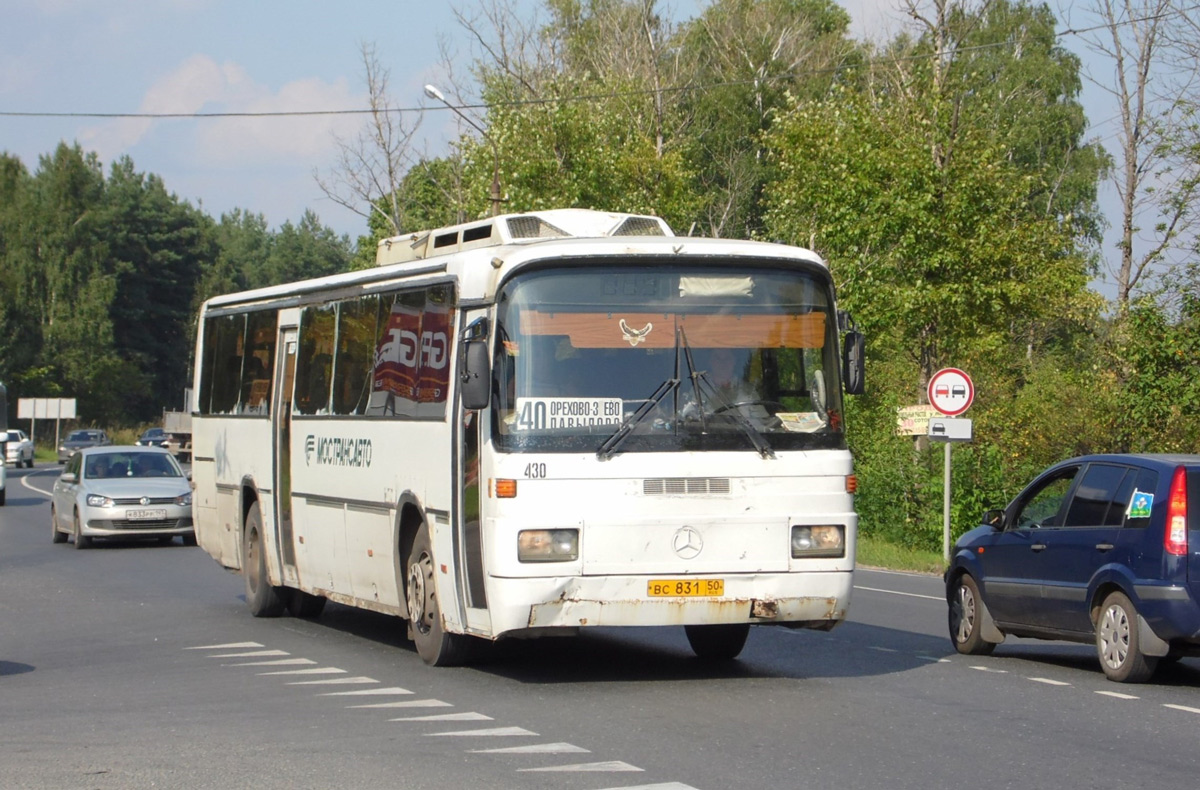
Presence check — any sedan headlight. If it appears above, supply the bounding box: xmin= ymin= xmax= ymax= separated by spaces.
xmin=791 ymin=525 xmax=845 ymax=558
xmin=86 ymin=493 xmax=115 ymax=508
xmin=175 ymin=492 xmax=192 ymax=507
xmin=518 ymin=529 xmax=579 ymax=562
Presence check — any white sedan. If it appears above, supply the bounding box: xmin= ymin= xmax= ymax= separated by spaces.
xmin=4 ymin=429 xmax=35 ymax=468
xmin=51 ymin=446 xmax=195 ymax=548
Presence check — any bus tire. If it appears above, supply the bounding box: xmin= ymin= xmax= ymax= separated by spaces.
xmin=406 ymin=524 xmax=472 ymax=666
xmin=685 ymin=623 xmax=750 ymax=660
xmin=286 ymin=589 xmax=327 ymax=619
xmin=244 ymin=502 xmax=285 ymax=617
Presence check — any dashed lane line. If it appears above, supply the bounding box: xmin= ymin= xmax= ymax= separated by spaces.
xmin=469 ymin=743 xmax=590 ymax=755
xmin=590 ymin=784 xmax=701 ymax=790
xmin=223 ymin=657 xmax=315 ymax=667
xmin=208 ymin=649 xmax=291 ymax=658
xmin=1163 ymin=703 xmax=1200 ymax=714
xmin=970 ymin=666 xmax=1008 ymax=673
xmin=287 ymin=676 xmax=379 ymax=685
xmin=1027 ymin=677 xmax=1071 ymax=686
xmin=186 ymin=641 xmax=264 ymax=650
xmin=390 ymin=712 xmax=493 ymax=722
xmin=349 ymin=699 xmax=452 ymax=709
xmin=519 ymin=761 xmax=642 ymax=773
xmin=426 ymin=726 xmax=538 ymax=737
xmin=853 ymin=585 xmax=943 ymax=601
xmin=1095 ymin=690 xmax=1139 ymax=700
xmin=319 ymin=686 xmax=412 ymax=696
xmin=260 ymin=667 xmax=345 ymax=676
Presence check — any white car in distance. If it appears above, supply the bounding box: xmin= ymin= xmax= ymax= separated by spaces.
xmin=4 ymin=429 xmax=34 ymax=468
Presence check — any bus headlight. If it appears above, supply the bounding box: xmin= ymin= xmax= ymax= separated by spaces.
xmin=791 ymin=525 xmax=844 ymax=558
xmin=518 ymin=529 xmax=579 ymax=562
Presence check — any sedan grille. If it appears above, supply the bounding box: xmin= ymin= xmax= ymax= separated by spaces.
xmin=112 ymin=496 xmax=178 ymax=506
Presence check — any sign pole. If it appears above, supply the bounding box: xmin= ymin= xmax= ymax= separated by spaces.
xmin=944 ymin=442 xmax=952 ymax=564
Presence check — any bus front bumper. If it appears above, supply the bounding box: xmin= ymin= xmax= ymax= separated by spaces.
xmin=486 ymin=571 xmax=853 ymax=636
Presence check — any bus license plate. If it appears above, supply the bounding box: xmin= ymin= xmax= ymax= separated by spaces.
xmin=127 ymin=508 xmax=167 ymax=521
xmin=648 ymin=579 xmax=724 ymax=597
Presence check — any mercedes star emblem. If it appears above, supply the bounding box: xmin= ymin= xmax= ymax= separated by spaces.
xmin=672 ymin=526 xmax=703 ymax=559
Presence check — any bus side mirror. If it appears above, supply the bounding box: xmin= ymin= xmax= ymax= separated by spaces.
xmin=842 ymin=331 xmax=864 ymax=395
xmin=461 ymin=340 xmax=491 ymax=410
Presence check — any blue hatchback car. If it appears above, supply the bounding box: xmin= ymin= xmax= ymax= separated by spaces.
xmin=946 ymin=454 xmax=1200 ymax=682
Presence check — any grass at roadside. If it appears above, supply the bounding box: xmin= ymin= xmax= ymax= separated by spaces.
xmin=857 ymin=533 xmax=945 ymax=575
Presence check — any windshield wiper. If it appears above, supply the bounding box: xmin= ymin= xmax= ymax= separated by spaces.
xmin=596 ymin=377 xmax=678 ymax=461
xmin=678 ymin=328 xmax=776 ymax=460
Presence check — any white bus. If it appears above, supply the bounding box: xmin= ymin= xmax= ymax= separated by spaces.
xmin=191 ymin=209 xmax=864 ymax=665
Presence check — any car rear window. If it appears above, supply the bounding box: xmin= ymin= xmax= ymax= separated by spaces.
xmin=1065 ymin=464 xmax=1130 ymax=527
xmin=1118 ymin=468 xmax=1158 ymax=528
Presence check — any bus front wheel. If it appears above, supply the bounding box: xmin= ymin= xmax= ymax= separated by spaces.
xmin=406 ymin=524 xmax=472 ymax=666
xmin=685 ymin=623 xmax=750 ymax=660
xmin=244 ymin=502 xmax=285 ymax=617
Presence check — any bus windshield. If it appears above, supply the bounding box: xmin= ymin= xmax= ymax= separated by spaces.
xmin=491 ymin=260 xmax=846 ymax=454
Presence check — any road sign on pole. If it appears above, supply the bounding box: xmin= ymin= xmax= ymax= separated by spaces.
xmin=928 ymin=368 xmax=974 ymax=416
xmin=925 ymin=370 xmax=975 ymax=564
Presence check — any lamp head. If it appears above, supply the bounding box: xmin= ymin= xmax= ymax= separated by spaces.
xmin=423 ymin=84 xmax=445 ymax=102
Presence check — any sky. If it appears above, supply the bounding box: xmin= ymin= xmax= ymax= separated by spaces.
xmin=3 ymin=0 xmax=1122 ymax=292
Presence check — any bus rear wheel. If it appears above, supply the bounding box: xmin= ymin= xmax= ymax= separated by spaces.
xmin=685 ymin=623 xmax=751 ymax=660
xmin=406 ymin=524 xmax=472 ymax=666
xmin=244 ymin=502 xmax=285 ymax=617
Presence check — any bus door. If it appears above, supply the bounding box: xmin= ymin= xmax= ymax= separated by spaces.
xmin=457 ymin=313 xmax=489 ymax=629
xmin=273 ymin=326 xmax=299 ymax=586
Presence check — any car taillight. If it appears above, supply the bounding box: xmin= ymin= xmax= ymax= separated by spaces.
xmin=1165 ymin=465 xmax=1188 ymax=556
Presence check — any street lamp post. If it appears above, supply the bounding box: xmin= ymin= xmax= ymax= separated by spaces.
xmin=424 ymin=84 xmax=502 ymax=217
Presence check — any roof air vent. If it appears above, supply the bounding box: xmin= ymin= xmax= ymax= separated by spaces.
xmin=508 ymin=216 xmax=570 ymax=239
xmin=613 ymin=216 xmax=667 ymax=237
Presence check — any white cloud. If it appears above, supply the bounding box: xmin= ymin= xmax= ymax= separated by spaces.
xmin=79 ymin=53 xmax=365 ymax=169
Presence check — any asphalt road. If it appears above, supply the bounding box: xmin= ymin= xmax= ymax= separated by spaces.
xmin=3 ymin=463 xmax=1199 ymax=789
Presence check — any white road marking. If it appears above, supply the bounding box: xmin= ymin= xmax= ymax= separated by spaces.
xmin=225 ymin=658 xmax=315 ymax=667
xmin=519 ymin=761 xmax=642 ymax=773
xmin=916 ymin=656 xmax=952 ymax=663
xmin=1163 ymin=704 xmax=1200 ymax=714
xmin=590 ymin=784 xmax=701 ymax=790
xmin=287 ymin=676 xmax=379 ymax=686
xmin=1095 ymin=690 xmax=1139 ymax=700
xmin=469 ymin=743 xmax=590 ymax=755
xmin=1027 ymin=677 xmax=1071 ymax=686
xmin=186 ymin=642 xmax=264 ymax=650
xmin=869 ymin=646 xmax=898 ymax=653
xmin=970 ymin=666 xmax=1007 ymax=673
xmin=20 ymin=474 xmax=54 ymax=498
xmin=208 ymin=649 xmax=290 ymax=658
xmin=350 ymin=699 xmax=452 ymax=709
xmin=426 ymin=726 xmax=537 ymax=737
xmin=320 ymin=686 xmax=412 ymax=696
xmin=853 ymin=585 xmax=943 ymax=601
xmin=390 ymin=712 xmax=493 ymax=722
xmin=260 ymin=667 xmax=345 ymax=676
